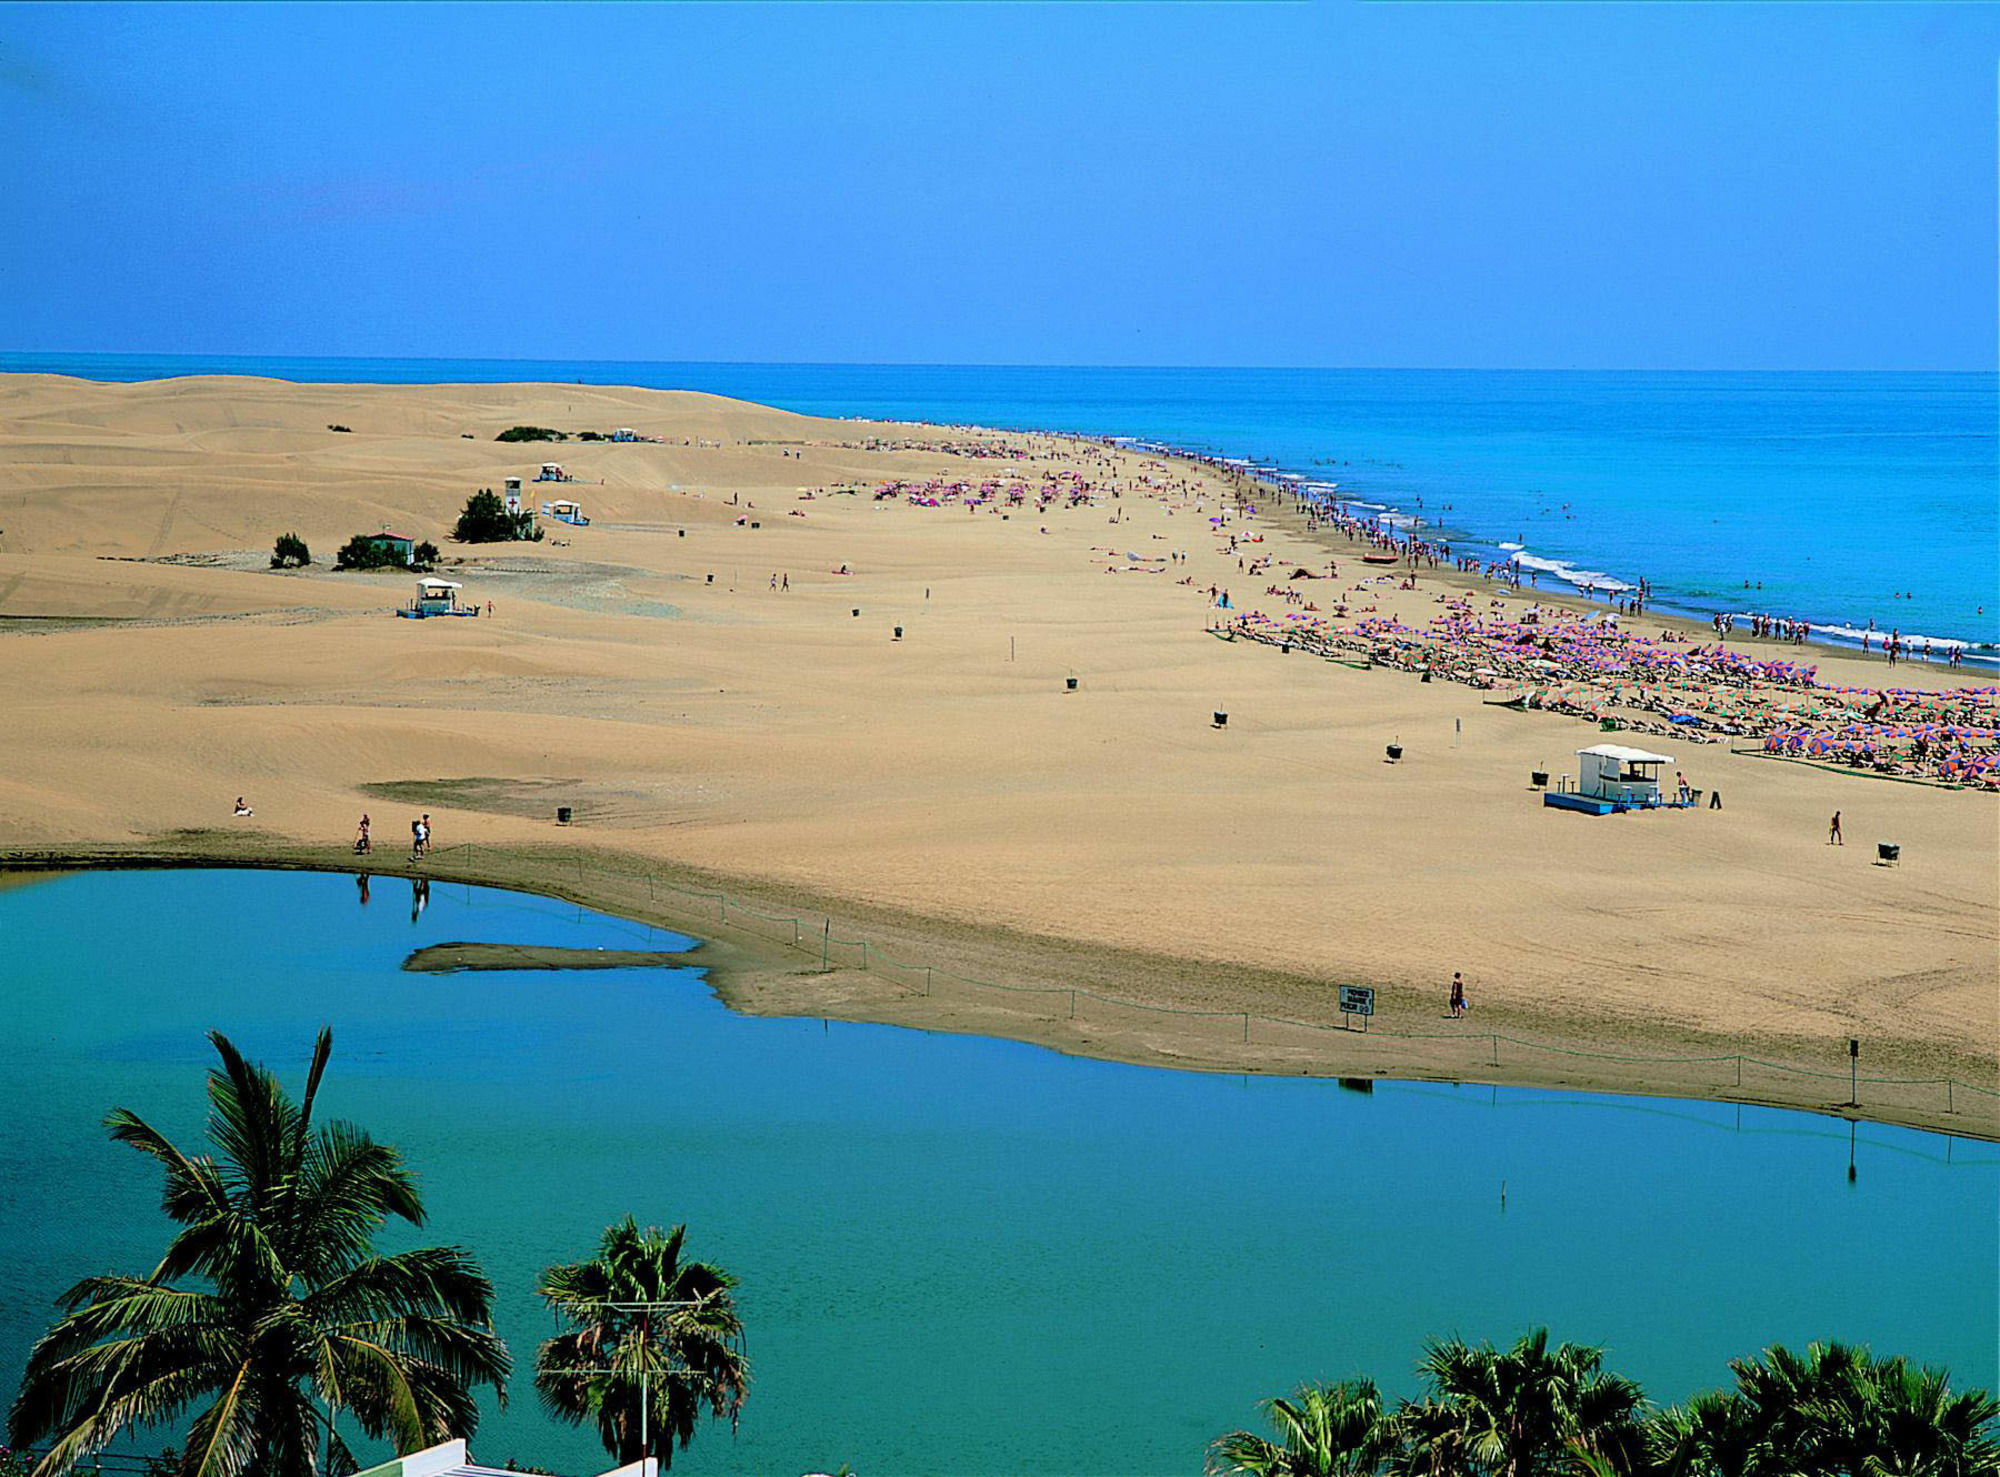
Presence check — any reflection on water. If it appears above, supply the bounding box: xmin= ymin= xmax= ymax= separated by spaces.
xmin=0 ymin=869 xmax=1992 ymax=1477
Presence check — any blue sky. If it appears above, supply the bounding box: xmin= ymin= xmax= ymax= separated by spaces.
xmin=1 ymin=3 xmax=1994 ymax=369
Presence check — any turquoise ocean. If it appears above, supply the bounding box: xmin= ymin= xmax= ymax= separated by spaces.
xmin=0 ymin=871 xmax=1994 ymax=1476
xmin=3 ymin=355 xmax=1994 ymax=663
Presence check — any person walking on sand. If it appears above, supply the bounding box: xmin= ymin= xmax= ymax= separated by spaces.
xmin=419 ymin=813 xmax=432 ymax=856
xmin=1449 ymin=972 xmax=1468 ymax=1018
xmin=1829 ymin=811 xmax=1843 ymax=846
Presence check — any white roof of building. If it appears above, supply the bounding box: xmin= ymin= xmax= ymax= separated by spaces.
xmin=1576 ymin=743 xmax=1673 ymax=764
xmin=418 ymin=578 xmax=462 ymax=590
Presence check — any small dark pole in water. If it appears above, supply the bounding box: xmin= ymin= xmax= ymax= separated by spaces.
xmin=1847 ymin=1119 xmax=1858 ymax=1183
xmin=1500 ymin=1180 xmax=1506 ymax=1212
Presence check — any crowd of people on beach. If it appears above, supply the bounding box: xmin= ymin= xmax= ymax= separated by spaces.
xmin=851 ymin=430 xmax=1998 ymax=790
xmin=1221 ymin=590 xmax=1997 ymax=788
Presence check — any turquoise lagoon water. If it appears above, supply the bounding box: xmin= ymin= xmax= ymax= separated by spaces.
xmin=0 ymin=869 xmax=1994 ymax=1476
xmin=3 ymin=355 xmax=1993 ymax=659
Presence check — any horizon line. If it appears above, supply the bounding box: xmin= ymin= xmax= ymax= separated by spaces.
xmin=0 ymin=350 xmax=1990 ymax=377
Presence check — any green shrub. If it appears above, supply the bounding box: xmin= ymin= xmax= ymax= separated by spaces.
xmin=413 ymin=540 xmax=440 ymax=569
xmin=496 ymin=425 xmax=566 ymax=443
xmin=333 ymin=535 xmax=411 ymax=571
xmin=270 ymin=532 xmax=311 ymax=569
xmin=452 ymin=488 xmax=538 ymax=544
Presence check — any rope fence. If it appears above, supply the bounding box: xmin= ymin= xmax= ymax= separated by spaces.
xmin=388 ymin=842 xmax=2000 ymax=1124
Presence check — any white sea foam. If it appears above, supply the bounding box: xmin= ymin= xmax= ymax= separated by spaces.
xmin=1803 ymin=622 xmax=1976 ymax=652
xmin=1507 ymin=551 xmax=1635 ymax=594
xmin=1497 ymin=541 xmax=1524 ymax=552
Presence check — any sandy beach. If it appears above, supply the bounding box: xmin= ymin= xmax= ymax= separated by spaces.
xmin=2 ymin=373 xmax=1994 ymax=1137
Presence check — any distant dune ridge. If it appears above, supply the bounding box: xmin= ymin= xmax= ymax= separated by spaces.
xmin=0 ymin=372 xmax=1992 ymax=1135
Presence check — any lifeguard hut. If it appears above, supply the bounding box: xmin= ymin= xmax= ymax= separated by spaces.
xmin=535 ymin=462 xmax=574 ymax=483
xmin=541 ymin=497 xmax=590 ymax=526
xmin=503 ymin=477 xmax=524 ymax=515
xmin=397 ymin=577 xmax=478 ymax=619
xmin=1545 ymin=743 xmax=1672 ymax=814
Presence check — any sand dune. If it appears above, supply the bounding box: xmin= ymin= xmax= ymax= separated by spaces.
xmin=1 ymin=373 xmax=1992 ymax=1135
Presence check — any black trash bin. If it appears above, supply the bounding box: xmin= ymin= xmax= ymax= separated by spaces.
xmin=556 ymin=806 xmax=573 ymax=825
xmin=1066 ymin=677 xmax=1079 ymax=692
xmin=1213 ymin=711 xmax=1229 ymax=728
xmin=1386 ymin=743 xmax=1403 ymax=761
xmin=1878 ymin=841 xmax=1900 ymax=863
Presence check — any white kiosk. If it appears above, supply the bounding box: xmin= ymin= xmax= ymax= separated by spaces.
xmin=1546 ymin=743 xmax=1673 ymax=814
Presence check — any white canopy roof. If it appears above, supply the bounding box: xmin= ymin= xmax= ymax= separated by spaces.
xmin=418 ymin=578 xmax=462 ymax=590
xmin=1577 ymin=743 xmax=1672 ymax=764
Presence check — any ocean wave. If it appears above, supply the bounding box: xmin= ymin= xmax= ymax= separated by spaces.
xmin=1803 ymin=622 xmax=1980 ymax=652
xmin=1507 ymin=551 xmax=1636 ymax=593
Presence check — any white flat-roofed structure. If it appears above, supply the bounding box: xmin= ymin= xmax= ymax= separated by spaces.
xmin=352 ymin=1438 xmax=655 ymax=1477
xmin=1576 ymin=743 xmax=1672 ymax=805
xmin=398 ymin=577 xmax=479 ymax=620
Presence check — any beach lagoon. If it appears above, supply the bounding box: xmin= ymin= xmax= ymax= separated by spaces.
xmin=1 ymin=868 xmax=1993 ymax=1476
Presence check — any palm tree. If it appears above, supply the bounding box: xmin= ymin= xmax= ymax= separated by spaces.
xmin=1396 ymin=1328 xmax=1648 ymax=1477
xmin=1646 ymin=1389 xmax=1759 ymax=1477
xmin=1209 ymin=1379 xmax=1398 ymax=1476
xmin=533 ymin=1218 xmax=748 ymax=1471
xmin=1700 ymin=1341 xmax=2000 ymax=1477
xmin=7 ymin=1029 xmax=509 ymax=1477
